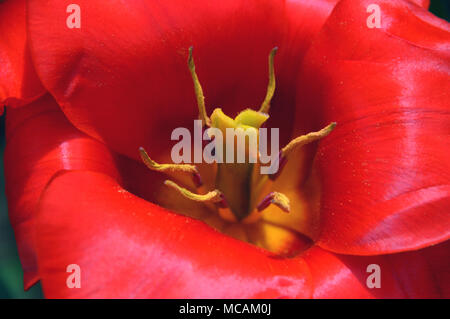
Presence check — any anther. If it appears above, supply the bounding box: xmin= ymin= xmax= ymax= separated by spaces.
xmin=139 ymin=147 xmax=203 ymax=187
xmin=257 ymin=192 xmax=290 ymax=213
xmin=188 ymin=46 xmax=211 ymax=127
xmin=259 ymin=47 xmax=278 ymax=114
xmin=164 ymin=180 xmax=225 ymax=204
xmin=281 ymin=122 xmax=337 ymax=158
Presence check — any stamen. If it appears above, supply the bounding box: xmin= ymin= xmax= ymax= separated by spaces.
xmin=164 ymin=180 xmax=226 ymax=207
xmin=257 ymin=192 xmax=290 ymax=213
xmin=188 ymin=46 xmax=211 ymax=127
xmin=281 ymin=122 xmax=336 ymax=158
xmin=139 ymin=147 xmax=203 ymax=187
xmin=134 ymin=47 xmax=340 ymax=254
xmin=268 ymin=123 xmax=337 ymax=181
xmin=259 ymin=47 xmax=278 ymax=114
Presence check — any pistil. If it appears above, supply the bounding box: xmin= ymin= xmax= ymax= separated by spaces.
xmin=139 ymin=46 xmax=336 ymax=226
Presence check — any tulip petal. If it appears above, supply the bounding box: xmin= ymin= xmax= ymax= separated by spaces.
xmin=8 ymin=0 xmax=447 ymax=298
xmin=4 ymin=94 xmax=120 ymax=289
xmin=5 ymin=94 xmax=312 ymax=297
xmin=35 ymin=170 xmax=312 ymax=298
xmin=26 ymin=0 xmax=338 ymax=159
xmin=411 ymin=0 xmax=430 ymax=8
xmin=0 ymin=0 xmax=45 ymax=110
xmin=304 ymin=242 xmax=449 ymax=298
xmin=295 ymin=0 xmax=450 ymax=254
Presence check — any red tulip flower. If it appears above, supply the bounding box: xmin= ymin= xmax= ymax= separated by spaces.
xmin=1 ymin=0 xmax=449 ymax=298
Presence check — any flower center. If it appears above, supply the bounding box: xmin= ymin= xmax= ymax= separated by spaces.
xmin=139 ymin=47 xmax=335 ymax=256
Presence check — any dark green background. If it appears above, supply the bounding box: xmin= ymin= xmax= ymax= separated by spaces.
xmin=0 ymin=0 xmax=449 ymax=299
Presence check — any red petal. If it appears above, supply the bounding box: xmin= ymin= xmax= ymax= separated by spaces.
xmin=27 ymin=0 xmax=338 ymax=159
xmin=4 ymin=94 xmax=120 ymax=288
xmin=0 ymin=0 xmax=45 ymax=109
xmin=35 ymin=170 xmax=312 ymax=298
xmin=411 ymin=0 xmax=430 ymax=8
xmin=304 ymin=242 xmax=450 ymax=298
xmin=8 ymin=0 xmax=446 ymax=297
xmin=295 ymin=0 xmax=450 ymax=254
xmin=5 ymin=94 xmax=312 ymax=297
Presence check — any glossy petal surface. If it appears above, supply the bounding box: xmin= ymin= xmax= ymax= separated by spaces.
xmin=36 ymin=170 xmax=312 ymax=298
xmin=295 ymin=0 xmax=450 ymax=254
xmin=0 ymin=0 xmax=45 ymax=110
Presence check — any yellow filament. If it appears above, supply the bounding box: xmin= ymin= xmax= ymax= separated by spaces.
xmin=164 ymin=180 xmax=224 ymax=203
xmin=188 ymin=46 xmax=211 ymax=127
xmin=282 ymin=122 xmax=336 ymax=157
xmin=139 ymin=147 xmax=199 ymax=175
xmin=259 ymin=47 xmax=278 ymax=114
xmin=261 ymin=192 xmax=291 ymax=213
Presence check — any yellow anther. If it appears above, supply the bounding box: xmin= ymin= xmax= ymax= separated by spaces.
xmin=188 ymin=46 xmax=211 ymax=127
xmin=164 ymin=180 xmax=225 ymax=205
xmin=139 ymin=147 xmax=197 ymax=174
xmin=281 ymin=122 xmax=336 ymax=158
xmin=257 ymin=191 xmax=290 ymax=213
xmin=139 ymin=147 xmax=203 ymax=186
xmin=259 ymin=47 xmax=278 ymax=114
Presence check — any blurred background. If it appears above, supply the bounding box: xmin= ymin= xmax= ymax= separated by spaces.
xmin=0 ymin=0 xmax=449 ymax=299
